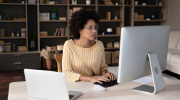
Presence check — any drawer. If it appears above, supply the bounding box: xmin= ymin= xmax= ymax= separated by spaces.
xmin=0 ymin=61 xmax=41 ymax=71
xmin=0 ymin=53 xmax=40 ymax=63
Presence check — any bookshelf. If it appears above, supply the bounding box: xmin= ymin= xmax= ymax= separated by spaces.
xmin=0 ymin=0 xmax=168 ymax=54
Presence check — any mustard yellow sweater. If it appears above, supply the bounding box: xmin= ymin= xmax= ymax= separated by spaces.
xmin=62 ymin=39 xmax=108 ymax=82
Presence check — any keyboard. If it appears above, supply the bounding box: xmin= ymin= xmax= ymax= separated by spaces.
xmin=94 ymin=79 xmax=118 ymax=88
xmin=69 ymin=95 xmax=74 ymax=99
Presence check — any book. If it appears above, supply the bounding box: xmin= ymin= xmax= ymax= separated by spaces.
xmin=72 ymin=7 xmax=82 ymax=14
xmin=65 ymin=28 xmax=68 ymax=36
xmin=69 ymin=9 xmax=73 ymax=20
xmin=64 ymin=0 xmax=67 ymax=4
xmin=61 ymin=28 xmax=64 ymax=36
xmin=0 ymin=29 xmax=5 ymax=37
xmin=106 ymin=12 xmax=111 ymax=20
xmin=49 ymin=1 xmax=55 ymax=4
xmin=59 ymin=17 xmax=66 ymax=20
xmin=54 ymin=28 xmax=59 ymax=36
xmin=57 ymin=28 xmax=62 ymax=36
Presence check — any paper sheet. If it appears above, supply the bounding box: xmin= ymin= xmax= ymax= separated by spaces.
xmin=133 ymin=77 xmax=153 ymax=84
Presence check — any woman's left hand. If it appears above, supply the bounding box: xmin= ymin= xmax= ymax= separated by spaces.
xmin=103 ymin=72 xmax=116 ymax=81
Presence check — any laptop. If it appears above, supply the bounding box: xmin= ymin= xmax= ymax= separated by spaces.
xmin=24 ymin=69 xmax=82 ymax=100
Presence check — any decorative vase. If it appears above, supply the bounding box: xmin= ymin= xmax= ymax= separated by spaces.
xmin=46 ymin=58 xmax=54 ymax=70
xmin=51 ymin=13 xmax=57 ymax=20
xmin=21 ymin=1 xmax=24 ymax=3
xmin=135 ymin=1 xmax=138 ymax=5
xmin=30 ymin=40 xmax=35 ymax=50
xmin=115 ymin=3 xmax=119 ymax=5
xmin=0 ymin=46 xmax=4 ymax=53
xmin=115 ymin=16 xmax=117 ymax=19
xmin=86 ymin=0 xmax=91 ymax=5
xmin=11 ymin=32 xmax=14 ymax=37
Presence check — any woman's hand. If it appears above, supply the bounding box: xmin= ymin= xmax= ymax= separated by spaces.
xmin=90 ymin=76 xmax=110 ymax=84
xmin=103 ymin=72 xmax=116 ymax=81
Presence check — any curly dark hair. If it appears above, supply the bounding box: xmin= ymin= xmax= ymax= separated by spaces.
xmin=69 ymin=8 xmax=100 ymax=39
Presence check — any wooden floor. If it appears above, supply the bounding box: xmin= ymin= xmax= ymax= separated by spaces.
xmin=0 ymin=69 xmax=179 ymax=100
xmin=0 ymin=70 xmax=25 ymax=100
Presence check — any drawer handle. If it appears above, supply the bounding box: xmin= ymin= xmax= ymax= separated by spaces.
xmin=14 ymin=54 xmax=22 ymax=57
xmin=14 ymin=62 xmax=22 ymax=65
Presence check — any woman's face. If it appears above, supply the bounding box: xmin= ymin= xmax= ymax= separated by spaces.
xmin=79 ymin=19 xmax=98 ymax=40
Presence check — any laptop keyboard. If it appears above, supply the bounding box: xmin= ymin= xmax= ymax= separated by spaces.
xmin=94 ymin=79 xmax=118 ymax=88
xmin=69 ymin=95 xmax=74 ymax=99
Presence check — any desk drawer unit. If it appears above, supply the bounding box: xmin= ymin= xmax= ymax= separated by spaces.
xmin=0 ymin=53 xmax=41 ymax=71
xmin=0 ymin=53 xmax=39 ymax=63
xmin=0 ymin=61 xmax=40 ymax=71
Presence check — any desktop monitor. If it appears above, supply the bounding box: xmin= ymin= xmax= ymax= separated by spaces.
xmin=117 ymin=25 xmax=170 ymax=94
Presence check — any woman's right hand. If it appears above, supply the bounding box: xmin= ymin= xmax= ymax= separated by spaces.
xmin=90 ymin=76 xmax=110 ymax=84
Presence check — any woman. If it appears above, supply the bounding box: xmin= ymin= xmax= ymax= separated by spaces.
xmin=62 ymin=9 xmax=115 ymax=84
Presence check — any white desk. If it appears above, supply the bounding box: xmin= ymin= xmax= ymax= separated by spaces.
xmin=8 ymin=76 xmax=180 ymax=100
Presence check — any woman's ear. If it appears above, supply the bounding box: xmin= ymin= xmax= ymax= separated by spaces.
xmin=79 ymin=29 xmax=82 ymax=34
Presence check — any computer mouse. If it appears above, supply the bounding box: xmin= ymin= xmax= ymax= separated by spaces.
xmin=92 ymin=85 xmax=106 ymax=91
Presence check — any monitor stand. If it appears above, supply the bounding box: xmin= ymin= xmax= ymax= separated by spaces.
xmin=133 ymin=51 xmax=166 ymax=94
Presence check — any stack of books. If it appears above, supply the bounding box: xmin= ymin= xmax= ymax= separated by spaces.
xmin=103 ymin=0 xmax=113 ymax=5
xmin=54 ymin=28 xmax=68 ymax=36
xmin=39 ymin=13 xmax=50 ymax=20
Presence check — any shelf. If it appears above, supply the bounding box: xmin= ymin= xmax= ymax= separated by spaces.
xmin=0 ymin=3 xmax=26 ymax=5
xmin=69 ymin=4 xmax=96 ymax=6
xmin=98 ymin=35 xmax=120 ymax=37
xmin=0 ymin=37 xmax=27 ymax=39
xmin=98 ymin=5 xmax=123 ymax=7
xmin=134 ymin=20 xmax=166 ymax=22
xmin=39 ymin=4 xmax=68 ymax=6
xmin=105 ymin=47 xmax=119 ymax=50
xmin=27 ymin=4 xmax=37 ymax=5
xmin=40 ymin=36 xmax=68 ymax=38
xmin=0 ymin=50 xmax=39 ymax=54
xmin=100 ymin=20 xmax=122 ymax=22
xmin=134 ymin=5 xmax=166 ymax=7
xmin=39 ymin=20 xmax=68 ymax=22
xmin=124 ymin=5 xmax=133 ymax=7
xmin=0 ymin=20 xmax=26 ymax=22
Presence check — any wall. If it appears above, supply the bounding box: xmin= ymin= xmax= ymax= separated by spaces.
xmin=168 ymin=0 xmax=180 ymax=31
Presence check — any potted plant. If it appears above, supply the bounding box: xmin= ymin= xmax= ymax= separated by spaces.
xmin=135 ymin=0 xmax=138 ymax=5
xmin=48 ymin=8 xmax=58 ymax=20
xmin=0 ymin=11 xmax=3 ymax=20
xmin=28 ymin=32 xmax=36 ymax=50
xmin=40 ymin=46 xmax=56 ymax=70
xmin=21 ymin=0 xmax=25 ymax=4
xmin=85 ymin=0 xmax=91 ymax=5
xmin=0 ymin=40 xmax=5 ymax=53
xmin=115 ymin=1 xmax=119 ymax=5
xmin=17 ymin=31 xmax=20 ymax=36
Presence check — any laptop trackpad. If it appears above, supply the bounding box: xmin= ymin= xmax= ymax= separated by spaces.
xmin=68 ymin=90 xmax=82 ymax=100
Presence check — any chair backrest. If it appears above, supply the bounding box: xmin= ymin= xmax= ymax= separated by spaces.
xmin=55 ymin=54 xmax=63 ymax=72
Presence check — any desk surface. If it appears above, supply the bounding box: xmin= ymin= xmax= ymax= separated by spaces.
xmin=8 ymin=76 xmax=180 ymax=100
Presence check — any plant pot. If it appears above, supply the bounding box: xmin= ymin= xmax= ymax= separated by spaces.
xmin=51 ymin=13 xmax=57 ymax=20
xmin=21 ymin=1 xmax=24 ymax=3
xmin=114 ymin=16 xmax=117 ymax=19
xmin=0 ymin=46 xmax=4 ymax=53
xmin=86 ymin=0 xmax=91 ymax=5
xmin=46 ymin=58 xmax=55 ymax=70
xmin=30 ymin=40 xmax=35 ymax=50
xmin=135 ymin=1 xmax=138 ymax=5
